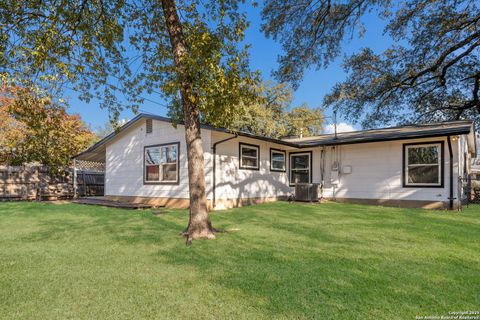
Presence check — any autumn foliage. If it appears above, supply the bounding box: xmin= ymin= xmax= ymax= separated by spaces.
xmin=0 ymin=83 xmax=96 ymax=172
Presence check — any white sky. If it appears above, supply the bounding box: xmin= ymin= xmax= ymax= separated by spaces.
xmin=323 ymin=122 xmax=356 ymax=134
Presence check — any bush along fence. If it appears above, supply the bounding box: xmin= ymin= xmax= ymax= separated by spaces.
xmin=0 ymin=163 xmax=104 ymax=201
xmin=467 ymin=175 xmax=480 ymax=204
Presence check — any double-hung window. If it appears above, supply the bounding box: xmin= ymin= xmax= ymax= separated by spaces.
xmin=144 ymin=142 xmax=179 ymax=184
xmin=403 ymin=142 xmax=443 ymax=187
xmin=239 ymin=143 xmax=259 ymax=170
xmin=289 ymin=152 xmax=312 ymax=185
xmin=270 ymin=148 xmax=286 ymax=172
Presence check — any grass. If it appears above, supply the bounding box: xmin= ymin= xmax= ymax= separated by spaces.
xmin=0 ymin=201 xmax=479 ymax=319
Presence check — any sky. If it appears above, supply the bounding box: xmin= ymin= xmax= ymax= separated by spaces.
xmin=65 ymin=3 xmax=393 ymax=133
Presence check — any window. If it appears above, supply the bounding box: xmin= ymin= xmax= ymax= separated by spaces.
xmin=289 ymin=152 xmax=312 ymax=185
xmin=270 ymin=148 xmax=286 ymax=172
xmin=403 ymin=142 xmax=444 ymax=187
xmin=239 ymin=143 xmax=259 ymax=170
xmin=144 ymin=142 xmax=179 ymax=184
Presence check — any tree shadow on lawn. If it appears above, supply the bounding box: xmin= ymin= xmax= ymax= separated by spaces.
xmin=10 ymin=202 xmax=480 ymax=318
xmin=156 ymin=231 xmax=479 ymax=319
xmin=213 ymin=202 xmax=480 ymax=250
xmin=153 ymin=203 xmax=480 ymax=318
xmin=16 ymin=203 xmax=186 ymax=245
xmin=13 ymin=201 xmax=480 ymax=248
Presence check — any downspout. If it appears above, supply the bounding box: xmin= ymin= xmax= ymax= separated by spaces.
xmin=320 ymin=146 xmax=325 ymax=199
xmin=447 ymin=136 xmax=454 ymax=210
xmin=212 ymin=134 xmax=238 ymax=209
xmin=72 ymin=158 xmax=77 ymax=199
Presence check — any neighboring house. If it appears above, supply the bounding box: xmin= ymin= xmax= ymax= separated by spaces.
xmin=74 ymin=114 xmax=477 ymax=210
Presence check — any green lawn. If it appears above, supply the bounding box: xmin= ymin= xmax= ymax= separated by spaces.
xmin=0 ymin=201 xmax=479 ymax=319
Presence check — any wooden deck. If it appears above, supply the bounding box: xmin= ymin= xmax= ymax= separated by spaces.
xmin=72 ymin=197 xmax=152 ymax=209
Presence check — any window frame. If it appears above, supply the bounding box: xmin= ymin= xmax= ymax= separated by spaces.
xmin=143 ymin=142 xmax=180 ymax=185
xmin=402 ymin=141 xmax=444 ymax=188
xmin=239 ymin=142 xmax=260 ymax=170
xmin=289 ymin=151 xmax=312 ymax=186
xmin=270 ymin=148 xmax=286 ymax=172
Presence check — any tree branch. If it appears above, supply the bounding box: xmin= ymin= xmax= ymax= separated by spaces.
xmin=401 ymin=31 xmax=480 ymax=86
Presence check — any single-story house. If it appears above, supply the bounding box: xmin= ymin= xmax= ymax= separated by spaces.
xmin=74 ymin=114 xmax=477 ymax=210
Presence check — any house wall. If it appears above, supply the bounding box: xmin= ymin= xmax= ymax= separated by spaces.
xmin=212 ymin=134 xmax=465 ymax=210
xmin=318 ymin=136 xmax=461 ymax=209
xmin=104 ymin=118 xmax=468 ymax=210
xmin=105 ymin=120 xmax=308 ymax=210
xmin=104 ymin=119 xmax=213 ymax=208
xmin=211 ymin=131 xmax=296 ymax=209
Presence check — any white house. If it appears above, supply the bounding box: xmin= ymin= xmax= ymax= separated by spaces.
xmin=74 ymin=114 xmax=477 ymax=210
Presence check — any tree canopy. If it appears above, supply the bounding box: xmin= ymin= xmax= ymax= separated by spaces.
xmin=230 ymin=81 xmax=323 ymax=138
xmin=0 ymin=0 xmax=260 ymax=241
xmin=0 ymin=80 xmax=96 ymax=171
xmin=0 ymin=0 xmax=257 ymax=126
xmin=261 ymin=0 xmax=480 ymax=127
xmin=95 ymin=119 xmax=129 ymax=139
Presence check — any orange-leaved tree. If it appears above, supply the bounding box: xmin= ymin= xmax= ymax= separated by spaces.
xmin=0 ymin=81 xmax=96 ymax=172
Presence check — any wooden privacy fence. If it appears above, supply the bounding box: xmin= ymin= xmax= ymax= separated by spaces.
xmin=76 ymin=171 xmax=105 ymax=197
xmin=0 ymin=164 xmax=104 ymax=200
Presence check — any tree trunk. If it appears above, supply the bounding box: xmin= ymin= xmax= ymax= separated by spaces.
xmin=160 ymin=0 xmax=215 ymax=242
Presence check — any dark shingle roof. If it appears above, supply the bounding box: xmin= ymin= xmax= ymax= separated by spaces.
xmin=285 ymin=120 xmax=474 ymax=147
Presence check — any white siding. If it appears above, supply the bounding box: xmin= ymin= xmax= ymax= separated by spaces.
xmin=319 ymin=137 xmax=459 ymax=204
xmin=105 ymin=119 xmax=212 ymax=200
xmin=457 ymin=135 xmax=469 ymax=201
xmin=104 ymin=118 xmax=469 ymax=208
xmin=211 ymin=132 xmax=293 ymax=207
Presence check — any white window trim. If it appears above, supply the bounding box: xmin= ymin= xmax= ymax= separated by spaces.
xmin=239 ymin=143 xmax=260 ymax=170
xmin=270 ymin=149 xmax=286 ymax=172
xmin=144 ymin=143 xmax=180 ymax=184
xmin=289 ymin=152 xmax=311 ymax=185
xmin=404 ymin=143 xmax=442 ymax=187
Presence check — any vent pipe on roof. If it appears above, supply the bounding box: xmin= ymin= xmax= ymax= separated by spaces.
xmin=334 ymin=111 xmax=337 ymax=139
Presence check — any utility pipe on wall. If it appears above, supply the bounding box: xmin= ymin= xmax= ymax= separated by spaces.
xmin=447 ymin=136 xmax=454 ymax=210
xmin=320 ymin=146 xmax=325 ymax=199
xmin=212 ymin=134 xmax=238 ymax=209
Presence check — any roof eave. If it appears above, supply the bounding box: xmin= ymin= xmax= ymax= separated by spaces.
xmin=73 ymin=114 xmax=476 ymax=160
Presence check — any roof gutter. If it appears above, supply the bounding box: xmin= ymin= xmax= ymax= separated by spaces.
xmin=212 ymin=134 xmax=238 ymax=209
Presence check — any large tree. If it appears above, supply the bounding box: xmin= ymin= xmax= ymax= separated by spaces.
xmin=0 ymin=80 xmax=96 ymax=171
xmin=230 ymin=81 xmax=324 ymax=138
xmin=1 ymin=0 xmax=257 ymax=242
xmin=261 ymin=0 xmax=480 ymax=128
